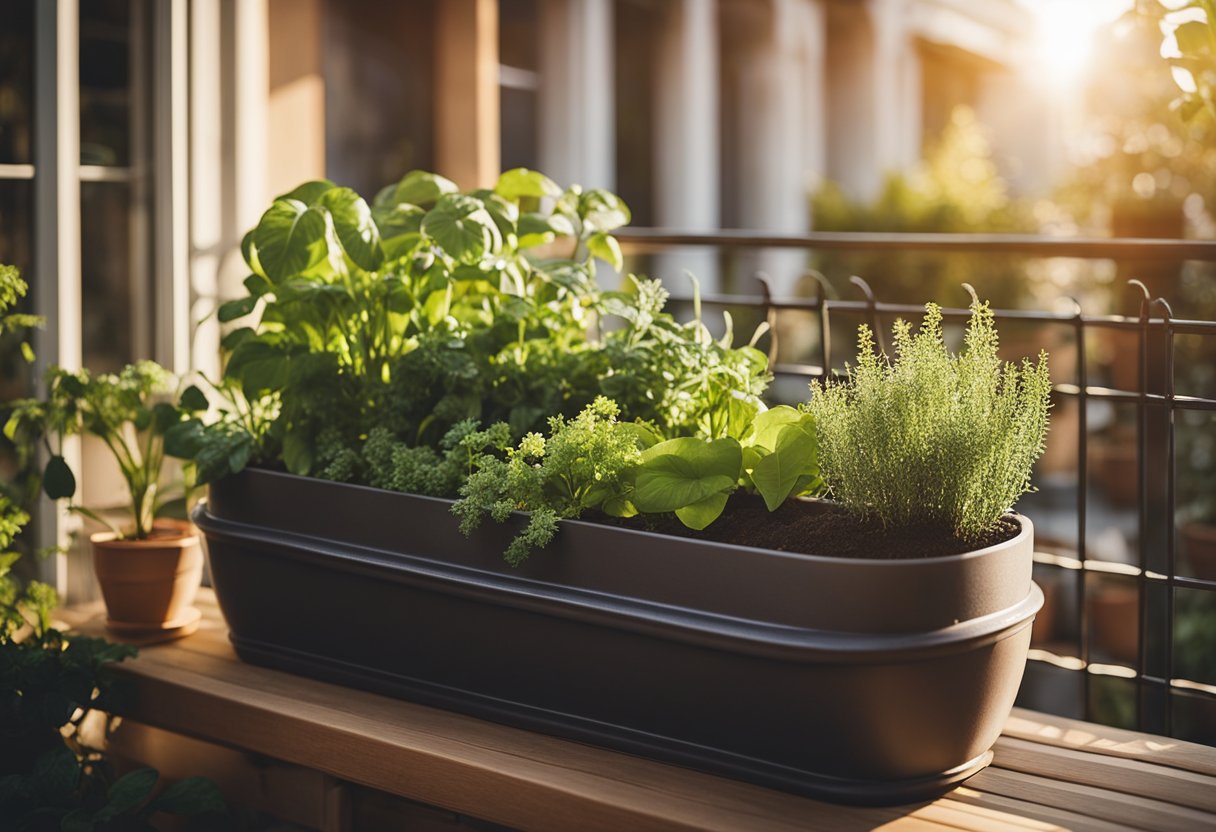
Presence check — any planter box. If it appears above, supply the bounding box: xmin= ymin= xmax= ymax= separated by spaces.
xmin=197 ymin=468 xmax=1042 ymax=805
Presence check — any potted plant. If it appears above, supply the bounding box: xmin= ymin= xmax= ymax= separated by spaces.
xmin=178 ymin=170 xmax=1049 ymax=805
xmin=7 ymin=362 xmax=210 ymax=638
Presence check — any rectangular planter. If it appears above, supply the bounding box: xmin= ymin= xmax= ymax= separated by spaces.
xmin=196 ymin=468 xmax=1041 ymax=805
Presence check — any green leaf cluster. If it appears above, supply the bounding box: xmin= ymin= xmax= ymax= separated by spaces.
xmin=206 ymin=168 xmax=631 ymax=481
xmin=452 ymin=397 xmax=649 ymax=564
xmin=6 ymin=363 xmax=206 ymax=539
xmin=806 ymin=300 xmax=1052 ymax=541
xmin=453 ymin=399 xmax=823 ymax=562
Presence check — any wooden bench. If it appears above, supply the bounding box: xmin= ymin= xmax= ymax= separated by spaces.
xmin=61 ymin=591 xmax=1216 ymax=832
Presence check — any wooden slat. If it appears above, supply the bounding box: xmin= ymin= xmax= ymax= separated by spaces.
xmin=944 ymin=788 xmax=1138 ymax=832
xmin=965 ymin=767 xmax=1216 ymax=832
xmin=991 ymin=736 xmax=1216 ymax=813
xmin=1004 ymin=707 xmax=1216 ymax=778
xmin=56 ymin=593 xmax=1216 ymax=832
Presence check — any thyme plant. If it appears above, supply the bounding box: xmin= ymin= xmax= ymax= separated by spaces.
xmin=806 ymin=300 xmax=1051 ymax=542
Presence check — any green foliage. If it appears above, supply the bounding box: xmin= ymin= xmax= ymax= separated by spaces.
xmin=453 ymin=397 xmax=648 ymax=565
xmin=6 ymin=362 xmax=204 ymax=539
xmin=810 ymin=107 xmax=1032 ymax=308
xmin=1134 ymin=0 xmax=1216 ymax=122
xmin=181 ymin=169 xmax=772 ymax=512
xmin=454 ymin=399 xmax=823 ymax=561
xmin=806 ymin=300 xmax=1051 ymax=541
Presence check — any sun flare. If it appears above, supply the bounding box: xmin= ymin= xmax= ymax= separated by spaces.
xmin=1029 ymin=0 xmax=1131 ymax=86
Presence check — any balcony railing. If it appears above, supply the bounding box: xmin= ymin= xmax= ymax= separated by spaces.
xmin=617 ymin=227 xmax=1216 ymax=745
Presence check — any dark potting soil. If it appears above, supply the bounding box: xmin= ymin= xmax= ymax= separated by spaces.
xmin=589 ymin=495 xmax=1020 ymax=560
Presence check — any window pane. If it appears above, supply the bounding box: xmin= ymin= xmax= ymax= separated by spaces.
xmin=0 ymin=179 xmax=34 ymax=398
xmin=80 ymin=0 xmax=137 ymax=166
xmin=0 ymin=0 xmax=36 ymax=164
xmin=81 ymin=181 xmax=136 ymax=372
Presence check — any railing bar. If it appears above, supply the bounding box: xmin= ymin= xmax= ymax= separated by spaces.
xmin=1162 ymin=308 xmax=1177 ymax=738
xmin=1136 ymin=286 xmax=1150 ymax=731
xmin=1075 ymin=300 xmax=1090 ymax=721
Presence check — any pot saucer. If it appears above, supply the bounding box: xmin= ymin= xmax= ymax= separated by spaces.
xmin=106 ymin=606 xmax=202 ymax=643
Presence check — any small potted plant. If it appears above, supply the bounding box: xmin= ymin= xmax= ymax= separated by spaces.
xmin=7 ymin=362 xmax=209 ymax=638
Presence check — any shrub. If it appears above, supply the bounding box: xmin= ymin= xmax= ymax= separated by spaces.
xmin=806 ymin=300 xmax=1051 ymax=541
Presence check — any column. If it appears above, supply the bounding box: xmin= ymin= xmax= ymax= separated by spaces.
xmin=735 ymin=0 xmax=828 ymax=295
xmin=538 ymin=0 xmax=615 ymax=189
xmin=652 ymin=0 xmax=719 ymax=291
xmin=436 ymin=0 xmax=501 ymax=190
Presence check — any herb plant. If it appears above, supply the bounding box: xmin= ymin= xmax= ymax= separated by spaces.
xmin=6 ymin=363 xmax=208 ymax=539
xmin=806 ymin=299 xmax=1051 ymax=541
xmin=0 ymin=264 xmax=225 ymax=829
xmin=453 ymin=399 xmax=823 ymax=563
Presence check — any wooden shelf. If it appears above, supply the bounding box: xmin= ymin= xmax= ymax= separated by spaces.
xmin=60 ymin=590 xmax=1216 ymax=832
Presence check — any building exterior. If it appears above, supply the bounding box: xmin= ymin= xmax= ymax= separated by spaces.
xmin=1 ymin=0 xmax=1043 ymax=596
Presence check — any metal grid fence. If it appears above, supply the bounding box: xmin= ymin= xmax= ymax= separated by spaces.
xmin=618 ymin=228 xmax=1216 ymax=744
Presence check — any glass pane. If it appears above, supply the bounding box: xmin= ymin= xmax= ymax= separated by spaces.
xmin=0 ymin=0 xmax=36 ymax=164
xmin=500 ymin=87 xmax=537 ymax=172
xmin=0 ymin=179 xmax=34 ymax=395
xmin=499 ymin=0 xmax=538 ymax=71
xmin=81 ymin=181 xmax=135 ymax=372
xmin=80 ymin=0 xmax=135 ymax=166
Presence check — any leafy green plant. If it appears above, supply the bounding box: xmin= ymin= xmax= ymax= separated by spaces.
xmin=806 ymin=299 xmax=1051 ymax=541
xmin=453 ymin=397 xmax=649 ymax=565
xmin=6 ymin=363 xmax=208 ymax=539
xmin=453 ymin=399 xmax=822 ymax=563
xmin=212 ymin=168 xmax=628 ymax=478
xmin=0 ymin=264 xmax=225 ymax=830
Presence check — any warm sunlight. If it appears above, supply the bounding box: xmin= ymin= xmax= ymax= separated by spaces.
xmin=1027 ymin=0 xmax=1131 ymax=84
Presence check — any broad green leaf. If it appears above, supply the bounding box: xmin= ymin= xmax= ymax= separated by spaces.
xmin=518 ymin=212 xmax=575 ymax=248
xmin=282 ymin=429 xmax=314 ymax=475
xmin=60 ymin=809 xmax=94 ymax=832
xmin=579 ymin=189 xmax=631 ymax=232
xmin=421 ymin=194 xmax=503 ymax=264
xmin=587 ymin=232 xmax=623 ymax=271
xmin=1175 ymin=20 xmax=1214 ymax=55
xmin=674 ymin=491 xmax=730 ymax=530
xmin=218 ymin=296 xmax=257 ymax=323
xmin=495 ymin=168 xmax=562 ymax=200
xmin=151 ymin=402 xmax=180 ymax=433
xmin=748 ymin=405 xmax=804 ymax=451
xmin=243 ymin=273 xmax=271 ymax=297
xmin=751 ymin=419 xmax=818 ymax=511
xmin=98 ymin=767 xmax=158 ymax=820
xmin=43 ymin=455 xmax=76 ymax=500
xmin=632 ymin=437 xmax=741 ymax=514
xmin=376 ymin=170 xmax=458 ymax=208
xmin=179 ymin=385 xmax=209 ymax=412
xmin=372 ymin=203 xmax=425 ymax=239
xmin=423 ymin=286 xmax=452 ymax=325
xmin=32 ymin=746 xmax=80 ymax=802
xmin=164 ymin=419 xmax=204 ymax=459
xmin=250 ymin=199 xmax=331 ymax=282
xmin=275 ymin=179 xmax=335 ymax=204
xmin=317 ymin=186 xmax=384 ymax=271
xmin=151 ymin=776 xmax=226 ymax=815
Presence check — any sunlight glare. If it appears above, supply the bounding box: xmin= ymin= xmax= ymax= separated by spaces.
xmin=1030 ymin=1 xmax=1131 ymax=87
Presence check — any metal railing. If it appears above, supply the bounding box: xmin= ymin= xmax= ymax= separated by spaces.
xmin=618 ymin=227 xmax=1216 ymax=744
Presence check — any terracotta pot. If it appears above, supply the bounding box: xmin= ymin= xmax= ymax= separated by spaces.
xmin=1088 ymin=587 xmax=1139 ymax=665
xmin=92 ymin=519 xmax=203 ymax=634
xmin=1182 ymin=521 xmax=1216 ymax=581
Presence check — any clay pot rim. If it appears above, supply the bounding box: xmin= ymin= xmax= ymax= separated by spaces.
xmin=91 ymin=528 xmax=199 ymax=549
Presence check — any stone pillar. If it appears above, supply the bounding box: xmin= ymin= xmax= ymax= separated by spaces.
xmin=735 ymin=0 xmax=828 ymax=295
xmin=652 ymin=0 xmax=720 ymax=291
xmin=539 ymin=0 xmax=614 ymax=190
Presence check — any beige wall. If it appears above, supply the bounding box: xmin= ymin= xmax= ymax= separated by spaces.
xmin=268 ymin=0 xmax=326 ymax=195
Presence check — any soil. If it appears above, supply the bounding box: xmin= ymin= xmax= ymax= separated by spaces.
xmin=588 ymin=494 xmax=1021 ymax=560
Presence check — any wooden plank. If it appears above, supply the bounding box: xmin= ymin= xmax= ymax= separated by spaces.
xmin=966 ymin=767 xmax=1216 ymax=832
xmin=434 ymin=0 xmax=499 ymax=189
xmin=1005 ymin=707 xmax=1216 ymax=778
xmin=991 ymin=736 xmax=1216 ymax=813
xmin=945 ymin=788 xmax=1137 ymax=832
xmin=911 ymin=799 xmax=1064 ymax=831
